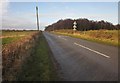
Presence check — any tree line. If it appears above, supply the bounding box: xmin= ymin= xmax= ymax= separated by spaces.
xmin=45 ymin=18 xmax=120 ymax=31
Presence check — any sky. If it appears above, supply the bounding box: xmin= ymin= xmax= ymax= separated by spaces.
xmin=1 ymin=1 xmax=118 ymax=30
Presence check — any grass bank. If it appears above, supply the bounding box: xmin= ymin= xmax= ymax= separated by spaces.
xmin=17 ymin=32 xmax=58 ymax=81
xmin=52 ymin=29 xmax=119 ymax=46
xmin=2 ymin=31 xmax=39 ymax=81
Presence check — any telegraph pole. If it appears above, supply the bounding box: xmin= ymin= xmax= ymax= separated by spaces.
xmin=36 ymin=6 xmax=39 ymax=31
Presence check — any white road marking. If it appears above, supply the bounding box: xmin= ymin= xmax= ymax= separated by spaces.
xmin=61 ymin=38 xmax=67 ymax=40
xmin=58 ymin=36 xmax=67 ymax=40
xmin=74 ymin=42 xmax=110 ymax=58
xmin=58 ymin=36 xmax=61 ymax=38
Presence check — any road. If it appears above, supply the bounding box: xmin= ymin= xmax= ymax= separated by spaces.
xmin=43 ymin=32 xmax=118 ymax=81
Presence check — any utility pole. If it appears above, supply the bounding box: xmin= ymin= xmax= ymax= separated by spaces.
xmin=36 ymin=6 xmax=39 ymax=31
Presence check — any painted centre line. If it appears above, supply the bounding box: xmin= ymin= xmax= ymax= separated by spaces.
xmin=61 ymin=38 xmax=67 ymax=40
xmin=74 ymin=42 xmax=110 ymax=58
xmin=58 ymin=36 xmax=67 ymax=40
xmin=58 ymin=36 xmax=61 ymax=38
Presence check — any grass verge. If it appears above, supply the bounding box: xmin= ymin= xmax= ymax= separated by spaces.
xmin=52 ymin=30 xmax=119 ymax=47
xmin=17 ymin=32 xmax=58 ymax=81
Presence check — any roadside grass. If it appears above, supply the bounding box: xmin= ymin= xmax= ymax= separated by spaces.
xmin=52 ymin=29 xmax=119 ymax=46
xmin=17 ymin=32 xmax=58 ymax=81
xmin=2 ymin=37 xmax=22 ymax=45
xmin=2 ymin=31 xmax=40 ymax=81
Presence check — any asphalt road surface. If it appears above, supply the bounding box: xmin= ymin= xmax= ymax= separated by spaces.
xmin=43 ymin=32 xmax=118 ymax=81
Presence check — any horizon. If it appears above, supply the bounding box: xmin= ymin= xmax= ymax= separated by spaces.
xmin=2 ymin=2 xmax=118 ymax=30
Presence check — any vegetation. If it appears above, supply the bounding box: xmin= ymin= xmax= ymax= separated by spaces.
xmin=2 ymin=37 xmax=22 ymax=45
xmin=45 ymin=18 xmax=120 ymax=31
xmin=2 ymin=30 xmax=38 ymax=45
xmin=2 ymin=30 xmax=58 ymax=81
xmin=2 ymin=30 xmax=37 ymax=36
xmin=2 ymin=31 xmax=39 ymax=81
xmin=53 ymin=29 xmax=119 ymax=46
xmin=45 ymin=18 xmax=119 ymax=46
xmin=17 ymin=33 xmax=58 ymax=81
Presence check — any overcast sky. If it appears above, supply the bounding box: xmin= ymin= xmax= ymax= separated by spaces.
xmin=1 ymin=1 xmax=118 ymax=30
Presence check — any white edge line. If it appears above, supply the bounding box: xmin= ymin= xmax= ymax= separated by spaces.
xmin=74 ymin=42 xmax=110 ymax=58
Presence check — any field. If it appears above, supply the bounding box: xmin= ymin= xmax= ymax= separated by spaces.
xmin=52 ymin=29 xmax=119 ymax=46
xmin=2 ymin=30 xmax=58 ymax=81
xmin=2 ymin=31 xmax=37 ymax=45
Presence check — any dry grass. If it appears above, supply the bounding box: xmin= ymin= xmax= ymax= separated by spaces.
xmin=2 ymin=31 xmax=38 ymax=46
xmin=53 ymin=29 xmax=118 ymax=46
xmin=17 ymin=33 xmax=58 ymax=81
xmin=2 ymin=31 xmax=59 ymax=81
xmin=2 ymin=31 xmax=40 ymax=81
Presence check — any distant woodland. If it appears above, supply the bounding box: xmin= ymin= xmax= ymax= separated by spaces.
xmin=45 ymin=18 xmax=120 ymax=31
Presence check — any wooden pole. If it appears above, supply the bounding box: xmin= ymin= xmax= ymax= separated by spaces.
xmin=36 ymin=6 xmax=39 ymax=31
